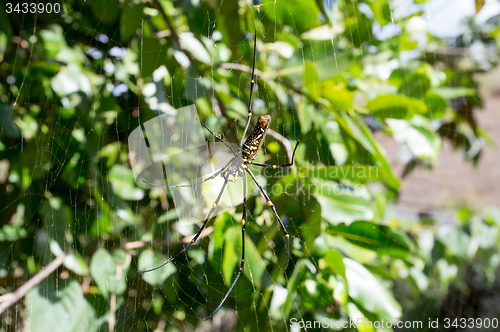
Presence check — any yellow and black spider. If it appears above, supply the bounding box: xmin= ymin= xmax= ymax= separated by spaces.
xmin=139 ymin=30 xmax=299 ymax=320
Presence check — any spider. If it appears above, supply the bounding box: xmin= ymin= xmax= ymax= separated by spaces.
xmin=139 ymin=30 xmax=299 ymax=320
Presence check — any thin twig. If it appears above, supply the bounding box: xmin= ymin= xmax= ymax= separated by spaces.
xmin=0 ymin=250 xmax=72 ymax=314
xmin=151 ymin=0 xmax=186 ymax=53
xmin=218 ymin=63 xmax=266 ymax=78
xmin=425 ymin=47 xmax=500 ymax=56
xmin=109 ymin=293 xmax=116 ymax=332
xmin=153 ymin=315 xmax=167 ymax=332
xmin=267 ymin=129 xmax=293 ymax=161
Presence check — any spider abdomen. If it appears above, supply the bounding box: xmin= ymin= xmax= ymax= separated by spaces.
xmin=242 ymin=115 xmax=271 ymax=160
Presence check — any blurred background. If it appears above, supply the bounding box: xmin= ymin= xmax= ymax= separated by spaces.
xmin=1 ymin=0 xmax=500 ymax=331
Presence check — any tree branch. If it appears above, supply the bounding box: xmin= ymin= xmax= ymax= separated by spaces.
xmin=0 ymin=250 xmax=72 ymax=314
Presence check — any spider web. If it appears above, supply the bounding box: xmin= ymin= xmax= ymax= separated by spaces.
xmin=1 ymin=0 xmax=500 ymax=331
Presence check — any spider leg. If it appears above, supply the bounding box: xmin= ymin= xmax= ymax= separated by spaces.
xmin=196 ymin=118 xmax=237 ymax=155
xmin=245 ymin=168 xmax=290 ymax=269
xmin=204 ymin=173 xmax=247 ymax=320
xmin=138 ymin=180 xmax=229 ymax=273
xmin=248 ymin=141 xmax=300 ymax=169
xmin=239 ymin=30 xmax=257 ymax=149
xmin=142 ymin=155 xmax=237 ymax=189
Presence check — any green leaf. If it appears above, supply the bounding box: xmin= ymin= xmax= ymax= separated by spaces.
xmin=120 ymin=0 xmax=145 ymax=42
xmin=367 ymin=94 xmax=427 ymax=119
xmin=26 ymin=278 xmax=98 ymax=332
xmin=347 ymin=302 xmax=377 ymax=332
xmin=88 ymin=0 xmax=119 ymax=23
xmin=304 ymin=60 xmax=321 ymax=100
xmin=297 ymin=102 xmax=315 ymax=134
xmin=398 ymin=34 xmax=419 ymax=52
xmin=431 ymin=86 xmax=476 ymax=99
xmin=335 ymin=110 xmax=400 ymax=190
xmin=40 ymin=26 xmax=66 ymax=58
xmin=138 ymin=249 xmax=177 ymax=286
xmin=302 ymin=201 xmax=322 ymax=255
xmin=301 ymin=24 xmax=344 ymax=41
xmin=313 ymin=179 xmax=374 ymax=225
xmin=90 ymin=248 xmax=130 ymax=297
xmin=326 ymin=221 xmax=410 ymax=258
xmin=320 ymin=121 xmax=348 ymax=165
xmin=436 ymin=226 xmax=471 ymax=259
xmin=344 ymin=258 xmax=402 ymax=320
xmin=0 ymin=103 xmax=21 ymax=138
xmin=0 ymin=4 xmax=13 ymax=38
xmin=283 ymin=259 xmax=312 ymax=317
xmin=484 ymin=206 xmax=500 ymax=226
xmin=60 ymin=249 xmax=90 ymax=276
xmin=108 ymin=165 xmax=144 ymax=200
xmin=324 ymin=249 xmax=347 ymax=283
xmin=179 ymin=32 xmax=211 ymax=64
xmin=387 ymin=117 xmax=441 ymax=160
xmin=263 ymin=0 xmax=321 ymax=33
xmin=51 ymin=63 xmax=92 ymax=97
xmin=222 ymin=226 xmax=239 ymax=286
xmin=368 ymin=0 xmax=392 ymax=26
xmin=269 ymin=284 xmax=289 ymax=320
xmin=238 ymin=229 xmax=266 ymax=289
xmin=282 ymin=42 xmax=352 ymax=81
xmin=400 ymin=68 xmax=431 ymax=98
xmin=41 ymin=201 xmax=73 ymax=248
xmin=423 ymin=92 xmax=448 ymax=118
xmin=222 ymin=226 xmax=266 ymax=288
xmin=322 ymin=82 xmax=354 ymax=111
xmin=264 ymin=78 xmax=289 ymax=106
xmin=264 ymin=41 xmax=294 ymax=59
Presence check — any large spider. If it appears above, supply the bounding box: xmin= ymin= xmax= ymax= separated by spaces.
xmin=139 ymin=30 xmax=299 ymax=320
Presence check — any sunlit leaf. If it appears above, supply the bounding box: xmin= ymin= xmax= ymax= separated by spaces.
xmin=301 ymin=24 xmax=344 ymax=40
xmin=179 ymin=33 xmax=211 ymax=64
xmin=138 ymin=249 xmax=177 ymax=286
xmin=222 ymin=226 xmax=239 ymax=286
xmin=322 ymin=82 xmax=354 ymax=111
xmin=324 ymin=249 xmax=347 ymax=283
xmin=367 ymin=0 xmax=392 ymax=26
xmin=387 ymin=117 xmax=441 ymax=160
xmin=344 ymin=258 xmax=402 ymax=320
xmin=51 ymin=63 xmax=92 ymax=97
xmin=108 ymin=165 xmax=144 ymax=200
xmin=335 ymin=110 xmax=400 ymax=190
xmin=431 ymin=86 xmax=475 ymax=100
xmin=313 ymin=179 xmax=374 ymax=225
